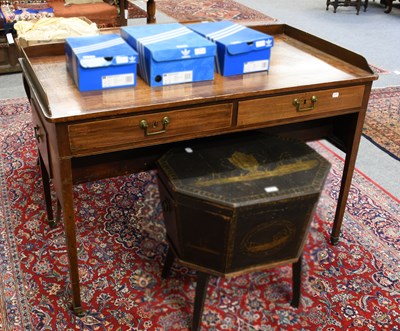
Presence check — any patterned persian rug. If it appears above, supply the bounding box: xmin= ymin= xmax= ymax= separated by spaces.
xmin=1 ymin=98 xmax=399 ymax=330
xmin=128 ymin=0 xmax=277 ymax=23
xmin=127 ymin=1 xmax=148 ymax=19
xmin=363 ymin=86 xmax=400 ymax=160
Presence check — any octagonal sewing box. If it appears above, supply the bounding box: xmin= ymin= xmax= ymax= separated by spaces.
xmin=156 ymin=134 xmax=331 ymax=276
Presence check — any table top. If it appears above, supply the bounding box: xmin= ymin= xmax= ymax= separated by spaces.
xmin=20 ymin=24 xmax=377 ymax=123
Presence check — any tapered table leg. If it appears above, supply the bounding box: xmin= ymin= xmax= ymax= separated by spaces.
xmin=330 ymin=107 xmax=369 ymax=245
xmin=58 ymin=158 xmax=85 ymax=316
xmin=38 ymin=154 xmax=55 ymax=227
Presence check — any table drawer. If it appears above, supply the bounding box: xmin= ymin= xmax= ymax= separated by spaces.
xmin=69 ymin=103 xmax=233 ymax=154
xmin=237 ymin=85 xmax=365 ymax=126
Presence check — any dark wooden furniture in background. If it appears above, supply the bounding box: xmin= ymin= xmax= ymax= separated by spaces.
xmin=46 ymin=0 xmax=128 ymax=27
xmin=0 ymin=15 xmax=21 ymax=73
xmin=19 ymin=24 xmax=377 ymax=316
xmin=326 ymin=0 xmax=369 ymax=14
xmin=383 ymin=0 xmax=398 ymax=13
xmin=0 ymin=31 xmax=20 ymax=74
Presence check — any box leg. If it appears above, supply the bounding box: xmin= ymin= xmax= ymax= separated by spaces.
xmin=291 ymin=254 xmax=302 ymax=308
xmin=192 ymin=272 xmax=210 ymax=331
xmin=162 ymin=246 xmax=175 ymax=278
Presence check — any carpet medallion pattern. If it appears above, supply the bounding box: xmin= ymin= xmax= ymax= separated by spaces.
xmin=363 ymin=86 xmax=400 ymax=160
xmin=0 ymin=98 xmax=399 ymax=330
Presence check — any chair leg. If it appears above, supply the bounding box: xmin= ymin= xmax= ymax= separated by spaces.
xmin=291 ymin=254 xmax=302 ymax=308
xmin=363 ymin=0 xmax=369 ymax=11
xmin=333 ymin=0 xmax=339 ymax=12
xmin=192 ymin=272 xmax=210 ymax=331
xmin=384 ymin=0 xmax=393 ymax=13
xmin=356 ymin=0 xmax=361 ymax=14
xmin=162 ymin=246 xmax=175 ymax=279
xmin=147 ymin=0 xmax=156 ymax=23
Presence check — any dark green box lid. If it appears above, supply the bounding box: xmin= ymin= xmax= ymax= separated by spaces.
xmin=157 ymin=134 xmax=331 ymax=207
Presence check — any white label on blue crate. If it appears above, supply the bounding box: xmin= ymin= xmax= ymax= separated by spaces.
xmin=102 ymin=73 xmax=134 ymax=88
xmin=185 ymin=147 xmax=193 ymax=153
xmin=163 ymin=71 xmax=193 ymax=85
xmin=244 ymin=60 xmax=269 ymax=73
xmin=256 ymin=40 xmax=266 ymax=48
xmin=264 ymin=186 xmax=279 ymax=193
xmin=195 ymin=47 xmax=207 ymax=55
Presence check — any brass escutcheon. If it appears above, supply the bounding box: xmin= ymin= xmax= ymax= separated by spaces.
xmin=293 ymin=95 xmax=318 ymax=112
xmin=139 ymin=116 xmax=170 ymax=136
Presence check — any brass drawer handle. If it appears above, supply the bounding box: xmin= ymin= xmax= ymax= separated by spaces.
xmin=139 ymin=116 xmax=170 ymax=136
xmin=293 ymin=96 xmax=318 ymax=112
xmin=34 ymin=125 xmax=43 ymax=143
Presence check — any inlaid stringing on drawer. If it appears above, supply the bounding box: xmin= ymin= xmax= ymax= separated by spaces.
xmin=237 ymin=85 xmax=365 ymax=126
xmin=68 ymin=103 xmax=233 ymax=154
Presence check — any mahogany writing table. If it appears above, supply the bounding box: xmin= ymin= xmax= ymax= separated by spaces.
xmin=19 ymin=24 xmax=378 ymax=315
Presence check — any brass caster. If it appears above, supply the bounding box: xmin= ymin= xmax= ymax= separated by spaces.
xmin=48 ymin=219 xmax=58 ymax=228
xmin=290 ymin=299 xmax=300 ymax=309
xmin=73 ymin=307 xmax=87 ymax=317
xmin=330 ymin=235 xmax=340 ymax=246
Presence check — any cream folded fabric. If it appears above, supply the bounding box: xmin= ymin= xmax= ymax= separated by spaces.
xmin=14 ymin=17 xmax=98 ymax=41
